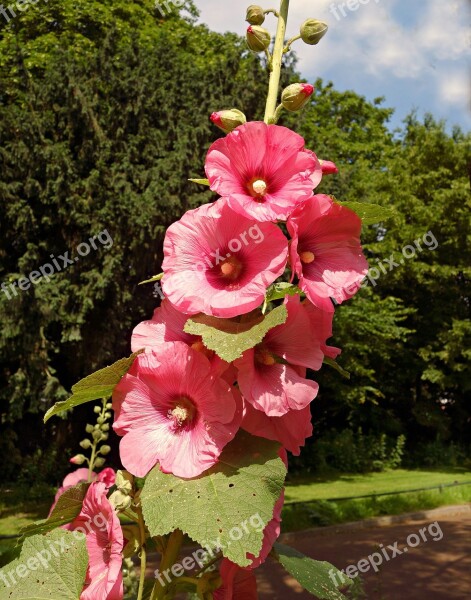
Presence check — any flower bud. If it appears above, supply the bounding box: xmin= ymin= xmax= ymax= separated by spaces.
xmin=246 ymin=5 xmax=265 ymax=25
xmin=210 ymin=109 xmax=247 ymax=134
xmin=116 ymin=470 xmax=134 ymax=495
xmin=100 ymin=445 xmax=111 ymax=455
xmin=100 ymin=423 xmax=110 ymax=431
xmin=94 ymin=457 xmax=106 ymax=468
xmin=281 ymin=83 xmax=314 ymax=112
xmin=105 ymin=411 xmax=112 ymax=419
xmin=97 ymin=416 xmax=105 ymax=424
xmin=85 ymin=424 xmax=94 ymax=434
xmin=93 ymin=406 xmax=101 ymax=414
xmin=92 ymin=429 xmax=103 ymax=441
xmin=106 ymin=402 xmax=112 ymax=409
xmin=70 ymin=454 xmax=86 ymax=465
xmin=300 ymin=19 xmax=328 ymax=45
xmin=79 ymin=438 xmax=92 ymax=450
xmin=101 ymin=432 xmax=109 ymax=441
xmin=109 ymin=490 xmax=133 ymax=512
xmin=246 ymin=25 xmax=271 ymax=52
xmin=319 ymin=159 xmax=338 ymax=175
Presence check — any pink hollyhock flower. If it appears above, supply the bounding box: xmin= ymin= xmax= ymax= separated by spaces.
xmin=49 ymin=468 xmax=116 ymax=516
xmin=70 ymin=482 xmax=123 ymax=600
xmin=302 ymin=299 xmax=341 ymax=360
xmin=234 ymin=296 xmax=323 ymax=417
xmin=113 ymin=342 xmax=242 ymax=478
xmin=131 ymin=299 xmax=228 ymax=376
xmin=288 ymin=195 xmax=368 ymax=312
xmin=241 ymin=400 xmax=312 ymax=455
xmin=204 ymin=122 xmax=322 ymax=222
xmin=162 ymin=199 xmax=288 ymax=318
xmin=214 ymin=561 xmax=258 ymax=600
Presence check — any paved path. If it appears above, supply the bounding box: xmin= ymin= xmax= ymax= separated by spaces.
xmin=256 ymin=506 xmax=471 ymax=599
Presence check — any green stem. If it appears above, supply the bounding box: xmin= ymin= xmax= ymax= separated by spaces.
xmin=87 ymin=399 xmax=106 ymax=481
xmin=283 ymin=34 xmax=301 ymax=53
xmin=135 ymin=504 xmax=148 ymax=600
xmin=273 ymin=103 xmax=284 ymax=124
xmin=263 ymin=0 xmax=290 ymax=123
xmin=150 ymin=529 xmax=184 ymax=600
xmin=264 ymin=8 xmax=280 ymax=17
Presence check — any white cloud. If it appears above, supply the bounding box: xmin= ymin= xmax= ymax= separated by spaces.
xmin=438 ymin=71 xmax=470 ymax=108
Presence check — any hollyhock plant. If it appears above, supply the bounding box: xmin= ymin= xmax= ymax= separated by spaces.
xmin=131 ymin=298 xmax=228 ymax=375
xmin=113 ymin=342 xmax=242 ymax=478
xmin=288 ymin=194 xmax=369 ymax=312
xmin=25 ymin=3 xmax=382 ymax=598
xmin=204 ymin=121 xmax=322 ymax=222
xmin=70 ymin=482 xmax=124 ymax=600
xmin=235 ymin=295 xmax=325 ymax=416
xmin=162 ymin=198 xmax=288 ymax=318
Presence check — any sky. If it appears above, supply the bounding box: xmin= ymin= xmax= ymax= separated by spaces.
xmin=192 ymin=0 xmax=471 ymax=132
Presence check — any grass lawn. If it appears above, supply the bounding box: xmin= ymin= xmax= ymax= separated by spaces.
xmin=282 ymin=467 xmax=471 ymax=531
xmin=1 ymin=468 xmax=470 ymax=548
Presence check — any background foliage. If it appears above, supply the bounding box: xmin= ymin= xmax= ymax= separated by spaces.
xmin=0 ymin=0 xmax=469 ymax=483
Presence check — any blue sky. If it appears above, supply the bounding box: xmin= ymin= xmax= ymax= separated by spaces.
xmin=194 ymin=0 xmax=470 ymax=132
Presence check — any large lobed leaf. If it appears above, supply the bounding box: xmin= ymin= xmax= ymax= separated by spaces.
xmin=0 ymin=529 xmax=88 ymax=599
xmin=18 ymin=483 xmax=89 ymax=542
xmin=274 ymin=543 xmax=351 ymax=599
xmin=184 ymin=305 xmax=288 ymax=362
xmin=141 ymin=431 xmax=287 ymax=567
xmin=44 ymin=352 xmax=141 ymax=422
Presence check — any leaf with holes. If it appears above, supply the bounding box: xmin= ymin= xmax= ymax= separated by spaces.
xmin=19 ymin=483 xmax=89 ymax=542
xmin=141 ymin=430 xmax=286 ymax=567
xmin=274 ymin=543 xmax=351 ymax=599
xmin=265 ymin=282 xmax=302 ymax=304
xmin=337 ymin=201 xmax=394 ymax=225
xmin=183 ymin=304 xmax=287 ymax=362
xmin=0 ymin=529 xmax=88 ymax=599
xmin=44 ymin=352 xmax=141 ymax=422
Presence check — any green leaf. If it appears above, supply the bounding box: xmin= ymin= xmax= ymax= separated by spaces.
xmin=323 ymin=357 xmax=351 ymax=380
xmin=183 ymin=305 xmax=288 ymax=362
xmin=44 ymin=352 xmax=141 ymax=422
xmin=141 ymin=430 xmax=287 ymax=567
xmin=19 ymin=483 xmax=89 ymax=542
xmin=0 ymin=529 xmax=88 ymax=599
xmin=274 ymin=543 xmax=351 ymax=599
xmin=139 ymin=272 xmax=163 ymax=285
xmin=338 ymin=201 xmax=394 ymax=225
xmin=188 ymin=178 xmax=210 ymax=186
xmin=265 ymin=282 xmax=301 ymax=303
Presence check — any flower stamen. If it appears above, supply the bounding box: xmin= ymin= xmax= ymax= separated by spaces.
xmin=300 ymin=251 xmax=315 ymax=264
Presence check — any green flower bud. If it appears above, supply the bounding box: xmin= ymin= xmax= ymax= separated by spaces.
xmin=101 ymin=432 xmax=109 ymax=441
xmin=105 ymin=411 xmax=112 ymax=419
xmin=100 ymin=423 xmax=110 ymax=431
xmin=85 ymin=424 xmax=94 ymax=434
xmin=94 ymin=457 xmax=106 ymax=468
xmin=92 ymin=429 xmax=103 ymax=441
xmin=246 ymin=5 xmax=265 ymax=25
xmin=210 ymin=109 xmax=247 ymax=134
xmin=106 ymin=403 xmax=112 ymax=409
xmin=93 ymin=406 xmax=101 ymax=414
xmin=116 ymin=470 xmax=134 ymax=495
xmin=70 ymin=454 xmax=87 ymax=465
xmin=97 ymin=416 xmax=105 ymax=424
xmin=79 ymin=438 xmax=92 ymax=450
xmin=100 ymin=445 xmax=111 ymax=455
xmin=300 ymin=19 xmax=328 ymax=45
xmin=281 ymin=83 xmax=314 ymax=112
xmin=109 ymin=490 xmax=133 ymax=512
xmin=246 ymin=25 xmax=271 ymax=52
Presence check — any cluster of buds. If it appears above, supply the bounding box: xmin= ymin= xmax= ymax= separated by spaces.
xmin=69 ymin=400 xmax=112 ymax=468
xmin=109 ymin=470 xmax=134 ymax=512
